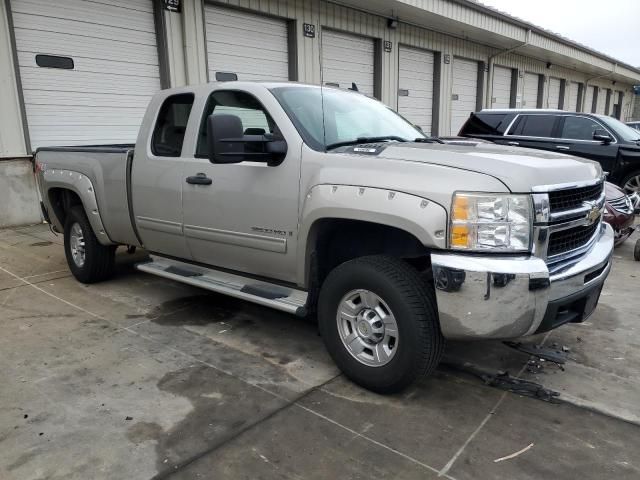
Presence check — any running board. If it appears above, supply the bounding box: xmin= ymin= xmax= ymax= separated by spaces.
xmin=136 ymin=256 xmax=308 ymax=316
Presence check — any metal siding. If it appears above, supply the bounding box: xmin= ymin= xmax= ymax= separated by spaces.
xmin=11 ymin=0 xmax=161 ymax=148
xmin=522 ymin=72 xmax=539 ymax=108
xmin=450 ymin=57 xmax=477 ymax=134
xmin=321 ymin=29 xmax=375 ymax=97
xmin=398 ymin=45 xmax=434 ymax=134
xmin=568 ymin=81 xmax=580 ymax=111
xmin=491 ymin=65 xmax=511 ymax=108
xmin=547 ymin=77 xmax=561 ymax=108
xmin=204 ymin=4 xmax=289 ymax=81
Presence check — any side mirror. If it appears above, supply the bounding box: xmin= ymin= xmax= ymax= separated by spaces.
xmin=592 ymin=129 xmax=612 ymax=144
xmin=207 ymin=114 xmax=287 ymax=166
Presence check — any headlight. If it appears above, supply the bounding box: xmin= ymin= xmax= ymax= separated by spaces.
xmin=450 ymin=193 xmax=532 ymax=252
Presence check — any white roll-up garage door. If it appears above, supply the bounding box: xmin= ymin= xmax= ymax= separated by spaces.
xmin=321 ymin=30 xmax=375 ymax=97
xmin=584 ymin=86 xmax=596 ymax=112
xmin=398 ymin=46 xmax=434 ymax=135
xmin=450 ymin=57 xmax=478 ymax=135
xmin=204 ymin=5 xmax=289 ymax=82
xmin=11 ymin=0 xmax=161 ymax=149
xmin=491 ymin=65 xmax=511 ymax=109
xmin=547 ymin=77 xmax=561 ymax=109
xmin=522 ymin=73 xmax=540 ymax=108
xmin=568 ymin=82 xmax=580 ymax=111
xmin=596 ymin=88 xmax=607 ymax=115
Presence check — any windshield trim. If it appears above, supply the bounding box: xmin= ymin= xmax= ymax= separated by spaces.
xmin=269 ymin=86 xmax=425 ymax=152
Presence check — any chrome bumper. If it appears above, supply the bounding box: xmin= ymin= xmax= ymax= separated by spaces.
xmin=431 ymin=223 xmax=614 ymax=340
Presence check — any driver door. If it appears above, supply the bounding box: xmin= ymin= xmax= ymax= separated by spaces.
xmin=181 ymin=89 xmax=301 ymax=283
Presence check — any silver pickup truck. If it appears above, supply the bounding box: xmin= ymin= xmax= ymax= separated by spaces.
xmin=35 ymin=82 xmax=614 ymax=393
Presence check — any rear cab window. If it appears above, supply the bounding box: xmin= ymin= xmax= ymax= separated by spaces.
xmin=151 ymin=93 xmax=195 ymax=157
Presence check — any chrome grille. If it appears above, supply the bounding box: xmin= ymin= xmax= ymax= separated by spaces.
xmin=608 ymin=195 xmax=633 ymax=214
xmin=548 ymin=223 xmax=599 ymax=257
xmin=532 ymin=179 xmax=606 ymax=273
xmin=548 ymin=183 xmax=603 ymax=213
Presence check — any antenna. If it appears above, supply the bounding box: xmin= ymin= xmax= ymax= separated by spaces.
xmin=318 ymin=28 xmax=328 ymax=152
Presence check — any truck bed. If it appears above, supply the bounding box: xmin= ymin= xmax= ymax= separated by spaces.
xmin=35 ymin=145 xmax=139 ymax=247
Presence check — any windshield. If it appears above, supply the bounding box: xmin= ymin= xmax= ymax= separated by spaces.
xmin=270 ymin=86 xmax=425 ymax=150
xmin=598 ymin=116 xmax=640 ymax=142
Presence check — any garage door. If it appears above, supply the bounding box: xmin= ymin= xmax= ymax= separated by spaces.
xmin=450 ymin=57 xmax=478 ymax=134
xmin=547 ymin=77 xmax=561 ymax=109
xmin=596 ymin=88 xmax=607 ymax=115
xmin=568 ymin=82 xmax=580 ymax=111
xmin=398 ymin=46 xmax=434 ymax=135
xmin=11 ymin=0 xmax=161 ymax=148
xmin=322 ymin=30 xmax=375 ymax=97
xmin=204 ymin=5 xmax=289 ymax=82
xmin=522 ymin=73 xmax=540 ymax=108
xmin=491 ymin=65 xmax=512 ymax=109
xmin=584 ymin=86 xmax=595 ymax=112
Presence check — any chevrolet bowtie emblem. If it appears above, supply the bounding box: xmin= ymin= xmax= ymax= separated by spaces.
xmin=583 ymin=201 xmax=601 ymax=225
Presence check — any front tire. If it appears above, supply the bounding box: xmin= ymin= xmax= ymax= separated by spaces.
xmin=621 ymin=170 xmax=640 ymax=195
xmin=64 ymin=206 xmax=116 ymax=283
xmin=318 ymin=255 xmax=444 ymax=393
xmin=634 ymin=239 xmax=640 ymax=262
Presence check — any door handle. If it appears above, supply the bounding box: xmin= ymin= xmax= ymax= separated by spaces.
xmin=186 ymin=173 xmax=212 ymax=185
xmin=507 ymin=141 xmax=519 ymax=146
xmin=555 ymin=145 xmax=570 ymax=150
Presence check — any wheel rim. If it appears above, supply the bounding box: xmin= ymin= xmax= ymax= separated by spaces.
xmin=336 ymin=289 xmax=399 ymax=367
xmin=623 ymin=175 xmax=640 ymax=195
xmin=69 ymin=222 xmax=86 ymax=268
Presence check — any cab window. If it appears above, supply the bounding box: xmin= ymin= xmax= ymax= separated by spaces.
xmin=196 ymin=90 xmax=278 ymax=158
xmin=560 ymin=116 xmax=603 ymax=141
xmin=508 ymin=114 xmax=557 ymax=137
xmin=151 ymin=93 xmax=194 ymax=157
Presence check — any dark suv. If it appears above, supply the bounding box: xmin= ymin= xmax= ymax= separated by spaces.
xmin=459 ymin=110 xmax=640 ymax=194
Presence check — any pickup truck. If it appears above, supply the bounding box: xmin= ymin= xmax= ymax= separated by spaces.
xmin=35 ymin=82 xmax=614 ymax=393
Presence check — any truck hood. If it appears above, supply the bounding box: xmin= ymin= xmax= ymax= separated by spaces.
xmin=377 ymin=143 xmax=602 ymax=192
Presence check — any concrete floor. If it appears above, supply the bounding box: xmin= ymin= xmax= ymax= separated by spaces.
xmin=1 ymin=223 xmax=639 ymax=480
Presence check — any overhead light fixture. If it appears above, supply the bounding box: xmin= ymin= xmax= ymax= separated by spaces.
xmin=387 ymin=18 xmax=398 ymax=29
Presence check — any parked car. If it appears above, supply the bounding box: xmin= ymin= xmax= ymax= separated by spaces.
xmin=459 ymin=109 xmax=640 ymax=195
xmin=627 ymin=121 xmax=640 ymax=132
xmin=34 ymin=82 xmax=614 ymax=393
xmin=603 ymin=182 xmax=638 ymax=246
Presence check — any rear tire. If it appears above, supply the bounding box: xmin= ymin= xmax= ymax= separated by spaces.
xmin=64 ymin=206 xmax=116 ymax=283
xmin=634 ymin=239 xmax=640 ymax=262
xmin=318 ymin=255 xmax=444 ymax=393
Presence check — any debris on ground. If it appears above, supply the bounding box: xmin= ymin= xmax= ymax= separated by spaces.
xmin=125 ymin=416 xmax=133 ymax=421
xmin=441 ymin=361 xmax=562 ymax=403
xmin=482 ymin=372 xmax=561 ymax=403
xmin=494 ymin=443 xmax=534 ymax=463
xmin=503 ymin=341 xmax=569 ymax=366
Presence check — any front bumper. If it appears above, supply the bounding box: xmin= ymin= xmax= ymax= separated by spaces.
xmin=431 ymin=222 xmax=614 ymax=340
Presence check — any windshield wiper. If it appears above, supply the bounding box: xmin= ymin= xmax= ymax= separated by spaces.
xmin=325 ymin=135 xmax=408 ymax=151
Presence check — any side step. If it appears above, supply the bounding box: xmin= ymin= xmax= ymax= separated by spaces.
xmin=136 ymin=256 xmax=308 ymax=316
